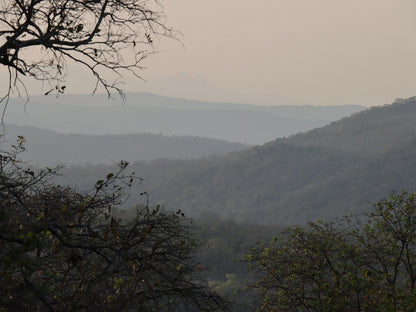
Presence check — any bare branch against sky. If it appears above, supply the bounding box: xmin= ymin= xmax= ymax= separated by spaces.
xmin=0 ymin=0 xmax=175 ymax=101
xmin=1 ymin=0 xmax=415 ymax=106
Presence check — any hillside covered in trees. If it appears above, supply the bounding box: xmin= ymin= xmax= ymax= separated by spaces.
xmin=4 ymin=124 xmax=249 ymax=165
xmin=60 ymin=97 xmax=416 ymax=225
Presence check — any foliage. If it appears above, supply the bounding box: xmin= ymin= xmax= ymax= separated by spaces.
xmin=244 ymin=191 xmax=416 ymax=312
xmin=189 ymin=214 xmax=278 ymax=312
xmin=0 ymin=141 xmax=229 ymax=312
xmin=0 ymin=0 xmax=175 ymax=99
xmin=59 ymin=97 xmax=416 ymax=225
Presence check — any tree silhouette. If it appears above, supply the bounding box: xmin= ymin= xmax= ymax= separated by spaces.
xmin=0 ymin=140 xmax=229 ymax=311
xmin=0 ymin=0 xmax=175 ymax=100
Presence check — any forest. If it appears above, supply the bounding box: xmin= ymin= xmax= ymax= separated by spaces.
xmin=1 ymin=0 xmax=415 ymax=310
xmin=3 ymin=124 xmax=249 ymax=166
xmin=3 ymin=97 xmax=416 ymax=311
xmin=60 ymin=97 xmax=416 ymax=225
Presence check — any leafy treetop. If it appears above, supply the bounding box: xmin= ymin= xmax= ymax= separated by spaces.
xmin=244 ymin=191 xmax=416 ymax=312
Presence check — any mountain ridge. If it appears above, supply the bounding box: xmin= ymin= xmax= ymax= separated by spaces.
xmin=92 ymin=97 xmax=415 ymax=224
xmin=1 ymin=124 xmax=250 ymax=166
xmin=21 ymin=96 xmax=415 ymax=225
xmin=6 ymin=92 xmax=365 ymax=145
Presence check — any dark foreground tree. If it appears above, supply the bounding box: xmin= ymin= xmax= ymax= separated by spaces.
xmin=0 ymin=140 xmax=229 ymax=311
xmin=0 ymin=0 xmax=175 ymax=99
xmin=244 ymin=191 xmax=416 ymax=312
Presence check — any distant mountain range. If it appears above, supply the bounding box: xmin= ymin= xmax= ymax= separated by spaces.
xmin=6 ymin=92 xmax=365 ymax=145
xmin=1 ymin=124 xmax=249 ymax=166
xmin=59 ymin=97 xmax=416 ymax=225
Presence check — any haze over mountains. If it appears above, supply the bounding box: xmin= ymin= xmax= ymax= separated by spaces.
xmin=3 ymin=124 xmax=249 ymax=166
xmin=6 ymin=92 xmax=364 ymax=145
xmin=59 ymin=97 xmax=416 ymax=225
xmin=5 ymin=92 xmax=414 ymax=226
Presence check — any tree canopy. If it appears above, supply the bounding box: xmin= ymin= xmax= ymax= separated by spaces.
xmin=0 ymin=139 xmax=229 ymax=311
xmin=244 ymin=191 xmax=416 ymax=311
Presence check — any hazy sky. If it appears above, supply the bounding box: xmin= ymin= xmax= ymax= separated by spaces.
xmin=2 ymin=0 xmax=416 ymax=106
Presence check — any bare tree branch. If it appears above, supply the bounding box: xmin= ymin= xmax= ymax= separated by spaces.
xmin=0 ymin=0 xmax=177 ymax=123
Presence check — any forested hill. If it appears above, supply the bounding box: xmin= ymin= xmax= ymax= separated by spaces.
xmin=280 ymin=97 xmax=416 ymax=156
xmin=2 ymin=124 xmax=249 ymax=165
xmin=60 ymin=97 xmax=416 ymax=225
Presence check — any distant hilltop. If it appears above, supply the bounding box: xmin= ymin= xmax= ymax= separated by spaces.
xmin=5 ymin=92 xmax=365 ymax=145
xmin=1 ymin=124 xmax=250 ymax=166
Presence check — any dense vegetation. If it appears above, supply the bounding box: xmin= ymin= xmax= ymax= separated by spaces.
xmin=245 ymin=191 xmax=416 ymax=311
xmin=0 ymin=141 xmax=229 ymax=311
xmin=5 ymin=124 xmax=249 ymax=165
xmin=60 ymin=97 xmax=416 ymax=225
xmin=117 ymin=207 xmax=279 ymax=311
xmin=281 ymin=97 xmax=416 ymax=156
xmin=2 ymin=97 xmax=416 ymax=311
